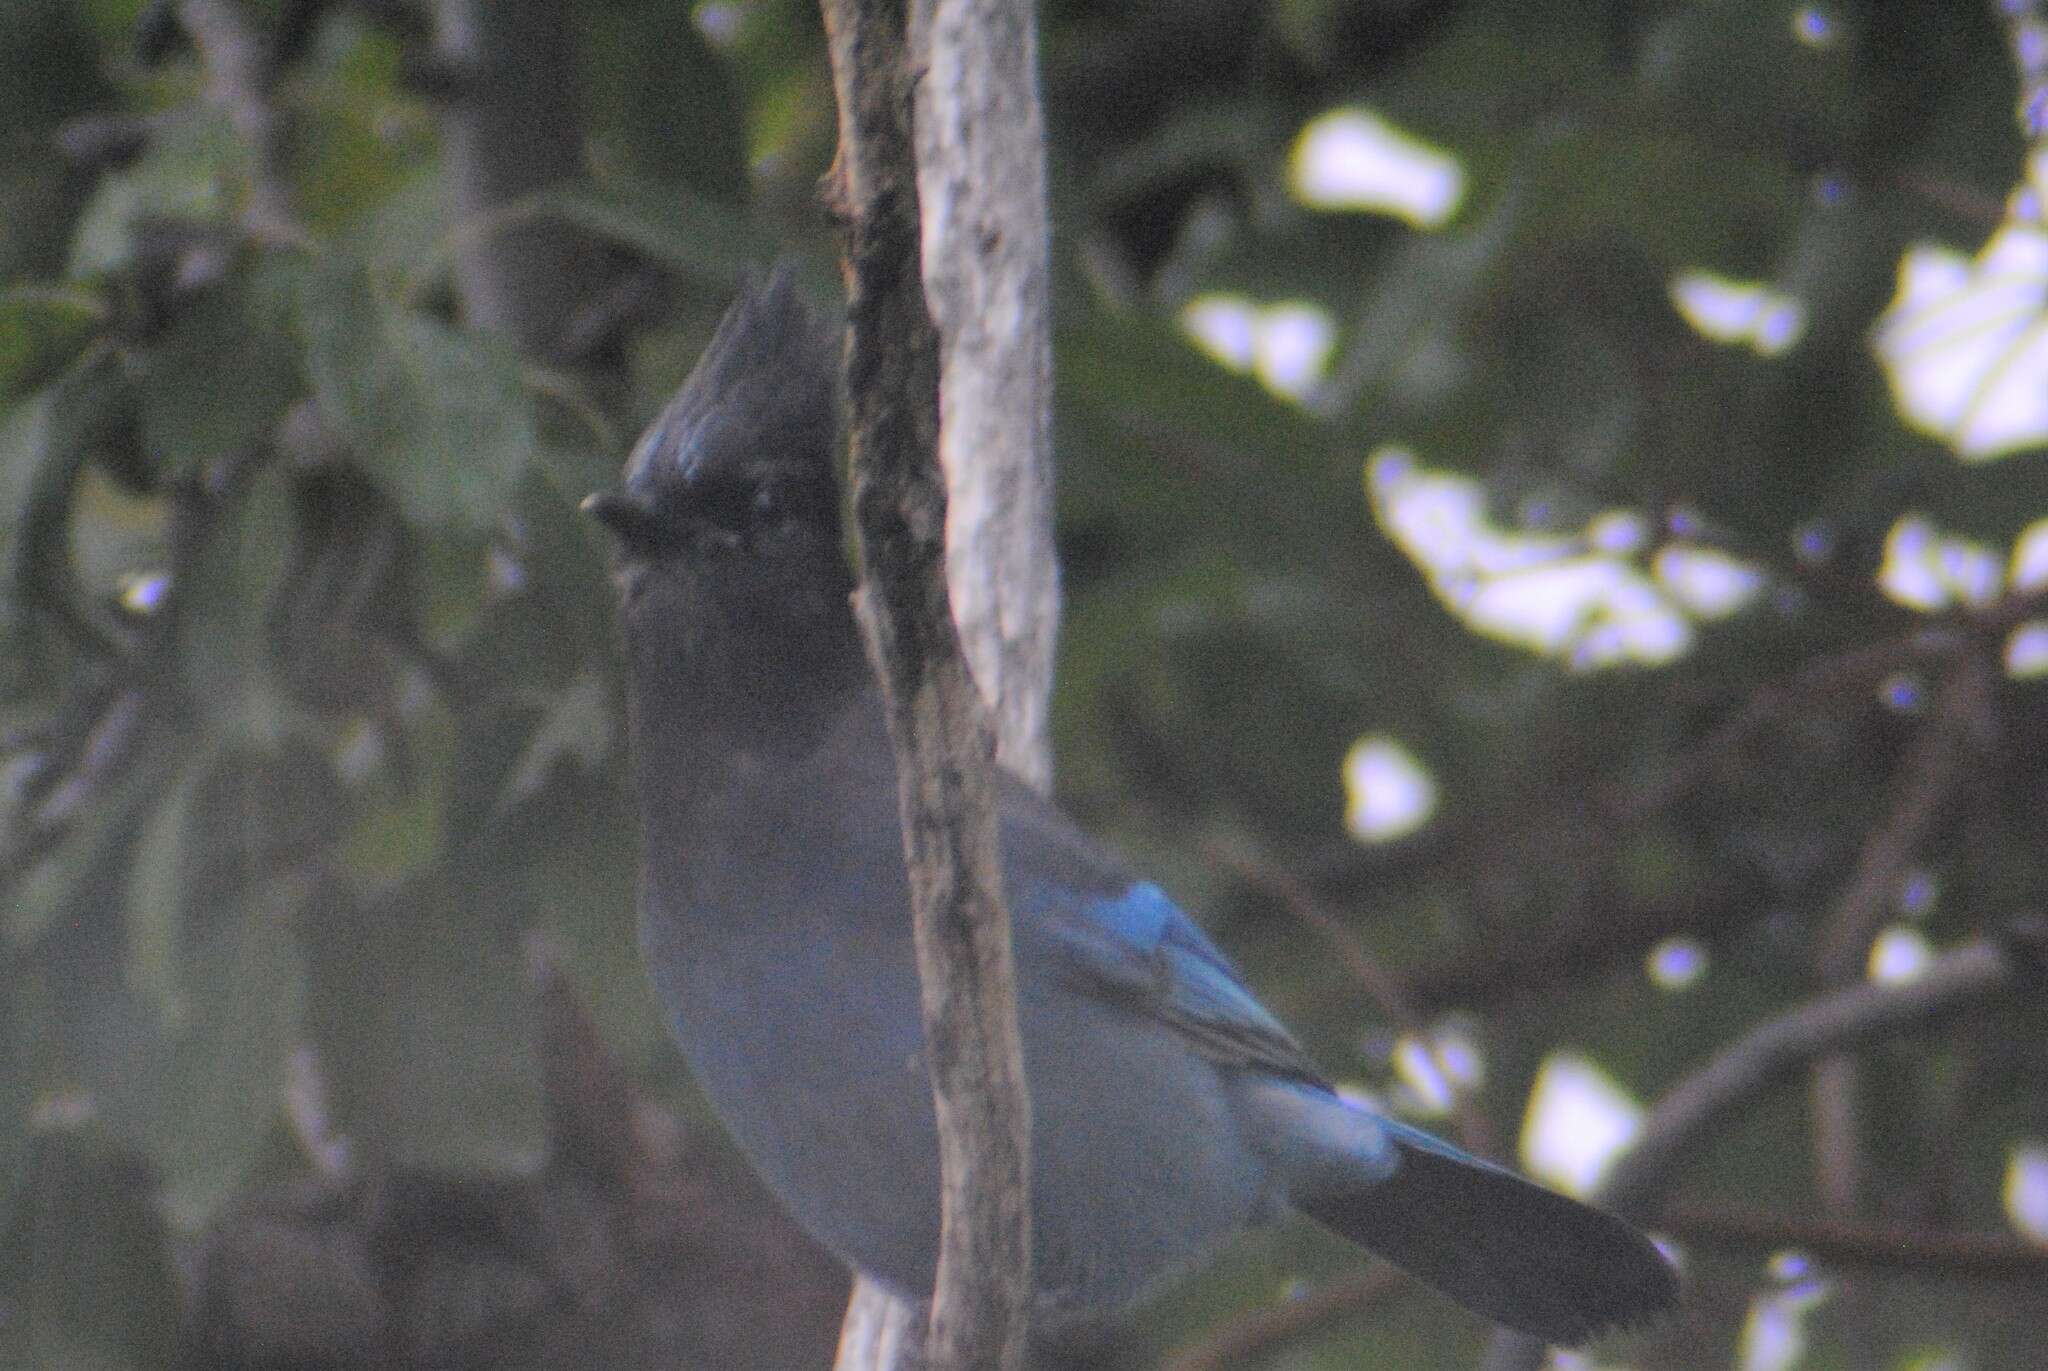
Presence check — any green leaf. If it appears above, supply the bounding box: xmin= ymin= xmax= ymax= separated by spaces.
xmin=123 ymin=752 xmax=205 ymax=1026
xmin=0 ymin=288 xmax=104 ymax=401
xmin=307 ymin=872 xmax=541 ymax=1172
xmin=1319 ymin=190 xmax=1518 ymax=415
xmin=66 ymin=110 xmax=243 ymax=279
xmin=2 ymin=350 xmax=129 ymax=668
xmin=143 ymin=863 xmax=308 ymax=1226
xmin=175 ymin=461 xmax=294 ymax=735
xmin=133 ymin=271 xmax=298 ymax=476
xmin=529 ymin=178 xmax=770 ymax=288
xmin=292 ymin=253 xmax=536 ymax=529
xmin=497 ymin=669 xmax=613 ymax=815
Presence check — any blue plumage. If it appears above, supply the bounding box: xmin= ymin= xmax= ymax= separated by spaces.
xmin=588 ymin=272 xmax=1679 ymax=1345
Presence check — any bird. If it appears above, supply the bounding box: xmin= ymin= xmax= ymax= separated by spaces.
xmin=583 ymin=269 xmax=1680 ymax=1346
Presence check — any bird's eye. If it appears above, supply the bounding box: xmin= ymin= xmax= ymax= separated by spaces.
xmin=691 ymin=478 xmax=756 ymax=534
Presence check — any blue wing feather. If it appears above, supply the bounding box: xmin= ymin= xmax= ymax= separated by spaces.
xmin=1021 ymin=879 xmax=1327 ymax=1086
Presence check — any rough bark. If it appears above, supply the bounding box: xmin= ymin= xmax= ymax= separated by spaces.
xmin=820 ymin=1 xmax=1045 ymax=1368
xmin=912 ymin=0 xmax=1059 ymax=793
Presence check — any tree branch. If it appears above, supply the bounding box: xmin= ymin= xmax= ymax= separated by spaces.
xmin=177 ymin=0 xmax=305 ymax=245
xmin=1481 ymin=926 xmax=2042 ymax=1371
xmin=911 ymin=0 xmax=1059 ymax=794
xmin=1810 ymin=660 xmax=1989 ymax=1220
xmin=1613 ymin=932 xmax=2036 ymax=1215
xmin=1658 ymin=1204 xmax=2048 ymax=1280
xmin=433 ymin=0 xmax=596 ymax=364
xmin=821 ymin=1 xmax=1034 ymax=1368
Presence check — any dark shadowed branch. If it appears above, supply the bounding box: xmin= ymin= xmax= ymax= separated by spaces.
xmin=1809 ymin=658 xmax=1990 ymax=1222
xmin=1658 ymin=1204 xmax=2048 ymax=1280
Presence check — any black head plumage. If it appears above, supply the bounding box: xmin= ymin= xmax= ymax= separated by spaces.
xmin=624 ymin=265 xmax=840 ymax=498
xmin=586 ymin=266 xmax=862 ymax=756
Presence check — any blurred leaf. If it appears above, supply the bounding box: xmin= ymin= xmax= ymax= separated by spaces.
xmin=181 ymin=739 xmax=347 ymax=921
xmin=293 ymin=25 xmax=436 ymax=232
xmin=531 ymin=177 xmax=768 ymax=288
xmin=292 ymin=253 xmax=536 ymax=529
xmin=581 ymin=2 xmax=748 ymax=197
xmin=340 ymin=167 xmax=454 ymax=285
xmin=1316 ymin=190 xmax=1517 ymax=418
xmin=3 ymin=723 xmax=157 ymax=953
xmin=1513 ymin=122 xmax=1804 ymax=270
xmin=0 ymin=6 xmax=111 ymax=285
xmin=307 ymin=873 xmax=542 ymax=1172
xmin=0 ymin=1119 xmax=180 ymax=1370
xmin=0 ymin=289 xmax=104 ymax=401
xmin=502 ymin=671 xmax=610 ymax=793
xmin=122 ymin=747 xmax=200 ymax=1025
xmin=0 ymin=382 xmax=65 ymax=570
xmin=67 ymin=110 xmax=241 ymax=279
xmin=0 ymin=975 xmax=29 ymax=1270
xmin=1639 ymin=0 xmax=1863 ymax=157
xmin=133 ymin=270 xmax=298 ymax=475
xmin=176 ymin=460 xmax=294 ymax=734
xmin=1056 ymin=299 xmax=1341 ymax=554
xmin=142 ymin=858 xmax=308 ymax=1224
xmin=0 ymin=4 xmax=104 ymax=133
xmin=340 ymin=756 xmax=447 ymax=884
xmin=3 ymin=350 xmax=128 ymax=666
xmin=1089 ymin=98 xmax=1289 ymax=206
xmin=447 ymin=463 xmax=614 ymax=700
xmin=65 ymin=741 xmax=329 ymax=1225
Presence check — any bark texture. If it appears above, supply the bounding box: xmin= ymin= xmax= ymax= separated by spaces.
xmin=820 ymin=0 xmax=1044 ymax=1367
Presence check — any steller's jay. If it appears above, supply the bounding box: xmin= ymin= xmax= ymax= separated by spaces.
xmin=584 ymin=272 xmax=1679 ymax=1345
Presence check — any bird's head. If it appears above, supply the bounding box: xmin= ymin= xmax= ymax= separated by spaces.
xmin=585 ymin=268 xmax=861 ymax=736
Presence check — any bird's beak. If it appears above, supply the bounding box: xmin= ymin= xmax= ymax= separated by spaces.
xmin=581 ymin=488 xmax=663 ymax=545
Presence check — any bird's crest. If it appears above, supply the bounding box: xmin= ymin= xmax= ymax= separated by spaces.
xmin=622 ymin=265 xmax=841 ymax=496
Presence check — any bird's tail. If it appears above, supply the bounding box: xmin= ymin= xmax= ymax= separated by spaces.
xmin=1295 ymin=1115 xmax=1677 ymax=1345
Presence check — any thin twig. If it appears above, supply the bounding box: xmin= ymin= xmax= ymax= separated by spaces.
xmin=1659 ymin=1204 xmax=2048 ymax=1280
xmin=1606 ymin=626 xmax=1963 ymax=816
xmin=1810 ymin=659 xmax=1990 ymax=1219
xmin=1482 ymin=930 xmax=2038 ymax=1371
xmin=1207 ymin=834 xmax=1499 ymax=1159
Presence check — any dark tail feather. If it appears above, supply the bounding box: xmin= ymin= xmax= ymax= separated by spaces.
xmin=1300 ymin=1126 xmax=1678 ymax=1345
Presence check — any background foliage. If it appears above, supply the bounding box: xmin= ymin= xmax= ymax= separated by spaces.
xmin=4 ymin=2 xmax=2046 ymax=1369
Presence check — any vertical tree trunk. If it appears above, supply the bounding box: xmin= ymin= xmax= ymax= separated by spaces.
xmin=823 ymin=0 xmax=1057 ymax=1368
xmin=435 ymin=0 xmax=592 ymax=364
xmin=913 ymin=0 xmax=1059 ymax=795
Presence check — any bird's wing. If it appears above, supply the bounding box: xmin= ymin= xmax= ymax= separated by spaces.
xmin=1025 ymin=875 xmax=1330 ymax=1086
